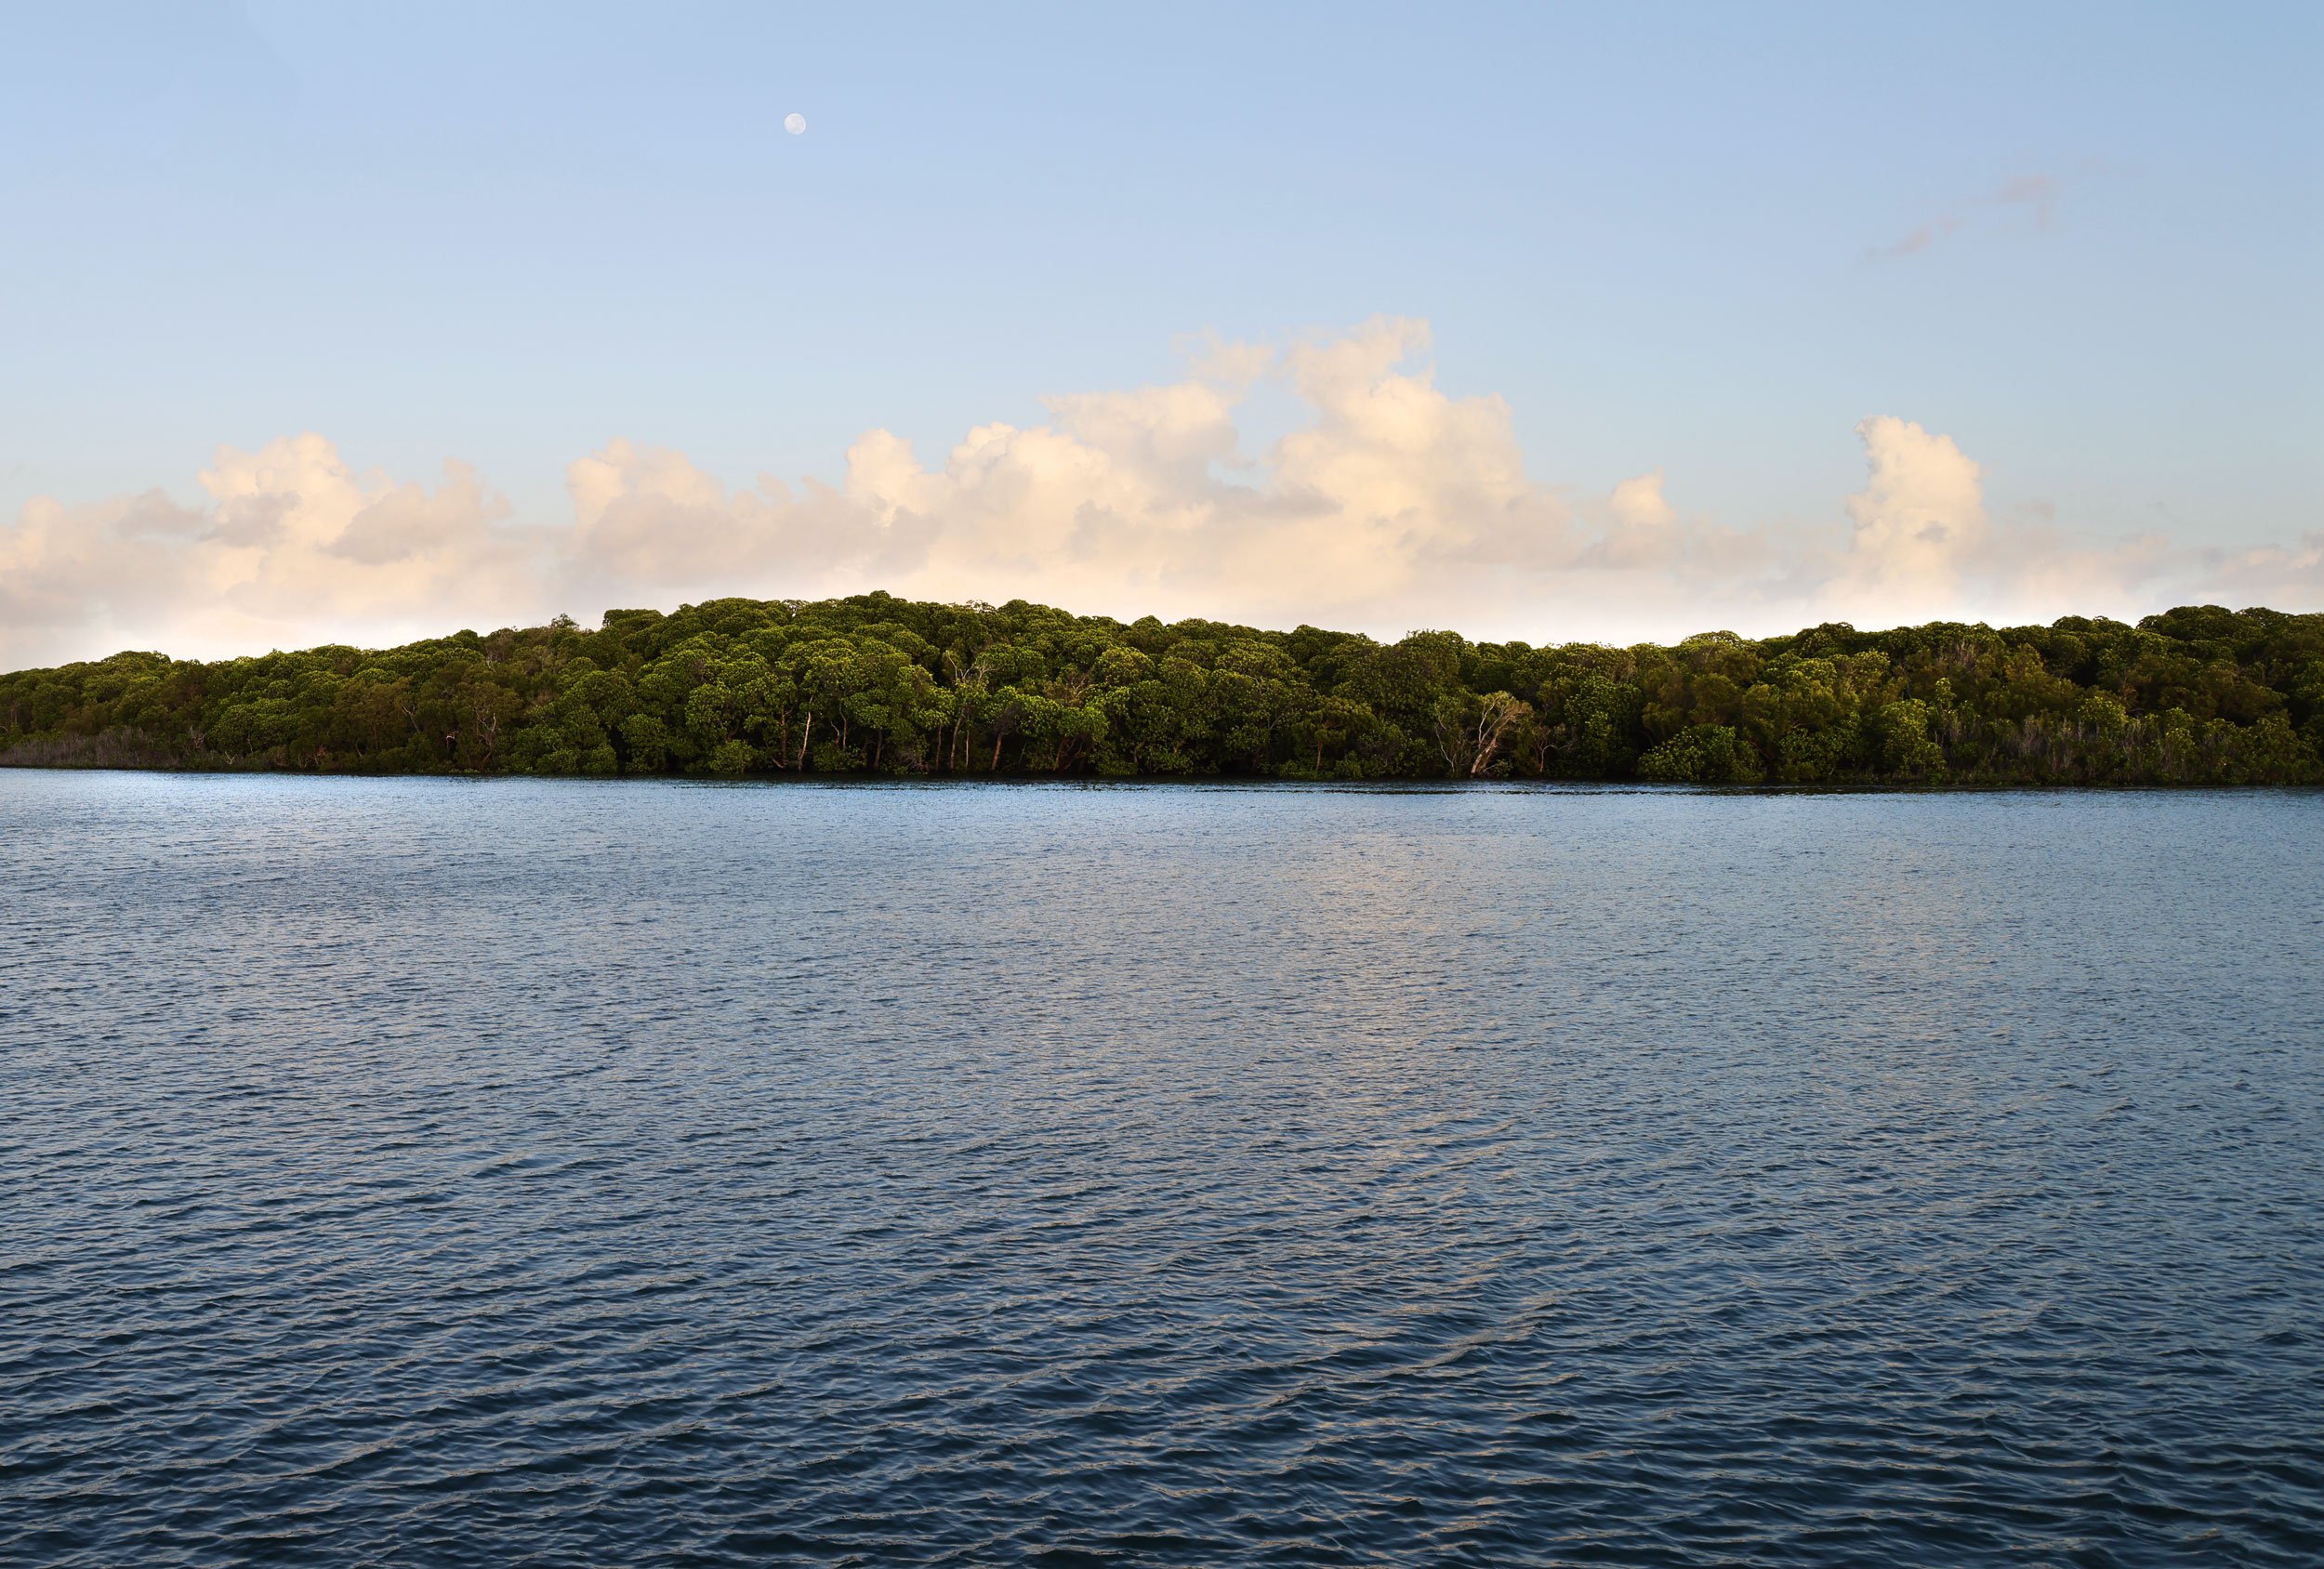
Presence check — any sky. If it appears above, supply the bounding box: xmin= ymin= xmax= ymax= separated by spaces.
xmin=1 ymin=0 xmax=2318 ymax=667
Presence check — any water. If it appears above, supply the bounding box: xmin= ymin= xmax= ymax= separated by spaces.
xmin=2 ymin=772 xmax=2319 ymax=1566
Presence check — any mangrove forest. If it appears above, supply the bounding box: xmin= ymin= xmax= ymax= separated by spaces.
xmin=3 ymin=594 xmax=2320 ymax=785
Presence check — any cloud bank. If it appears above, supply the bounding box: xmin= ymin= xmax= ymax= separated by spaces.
xmin=4 ymin=318 xmax=2317 ymax=668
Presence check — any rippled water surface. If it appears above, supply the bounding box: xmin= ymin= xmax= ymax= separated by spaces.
xmin=4 ymin=773 xmax=2321 ymax=1565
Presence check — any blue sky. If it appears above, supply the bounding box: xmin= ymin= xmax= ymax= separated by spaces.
xmin=1 ymin=2 xmax=2317 ymax=661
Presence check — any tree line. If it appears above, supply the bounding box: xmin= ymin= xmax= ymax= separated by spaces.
xmin=3 ymin=593 xmax=2320 ymax=785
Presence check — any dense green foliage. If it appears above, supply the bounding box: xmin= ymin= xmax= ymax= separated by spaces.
xmin=5 ymin=594 xmax=2322 ymax=785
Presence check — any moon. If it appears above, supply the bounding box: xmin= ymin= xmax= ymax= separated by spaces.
xmin=784 ymin=112 xmax=807 ymax=136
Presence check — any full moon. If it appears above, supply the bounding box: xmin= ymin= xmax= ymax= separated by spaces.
xmin=784 ymin=112 xmax=807 ymax=135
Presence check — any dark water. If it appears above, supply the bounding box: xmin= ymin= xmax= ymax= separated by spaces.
xmin=3 ymin=773 xmax=2320 ymax=1567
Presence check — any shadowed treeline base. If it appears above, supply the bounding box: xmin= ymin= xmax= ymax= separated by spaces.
xmin=3 ymin=594 xmax=2319 ymax=786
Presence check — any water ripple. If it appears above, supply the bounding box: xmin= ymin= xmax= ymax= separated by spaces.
xmin=3 ymin=775 xmax=2320 ymax=1564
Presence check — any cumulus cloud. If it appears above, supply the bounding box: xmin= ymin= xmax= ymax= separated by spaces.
xmin=1 ymin=435 xmax=548 ymax=666
xmin=1827 ymin=415 xmax=1992 ymax=623
xmin=2 ymin=318 xmax=2316 ymax=668
xmin=556 ymin=318 xmax=1582 ymax=628
xmin=1585 ymin=471 xmax=1679 ymax=569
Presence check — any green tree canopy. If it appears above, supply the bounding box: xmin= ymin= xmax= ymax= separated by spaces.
xmin=5 ymin=593 xmax=2318 ymax=786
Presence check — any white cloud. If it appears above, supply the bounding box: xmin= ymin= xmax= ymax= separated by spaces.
xmin=1825 ymin=415 xmax=1992 ymax=625
xmin=1 ymin=435 xmax=548 ymax=665
xmin=2 ymin=320 xmax=2317 ymax=669
xmin=1587 ymin=471 xmax=1680 ymax=569
xmin=553 ymin=318 xmax=1581 ymax=629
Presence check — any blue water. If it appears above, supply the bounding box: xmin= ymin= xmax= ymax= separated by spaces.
xmin=2 ymin=772 xmax=2320 ymax=1566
